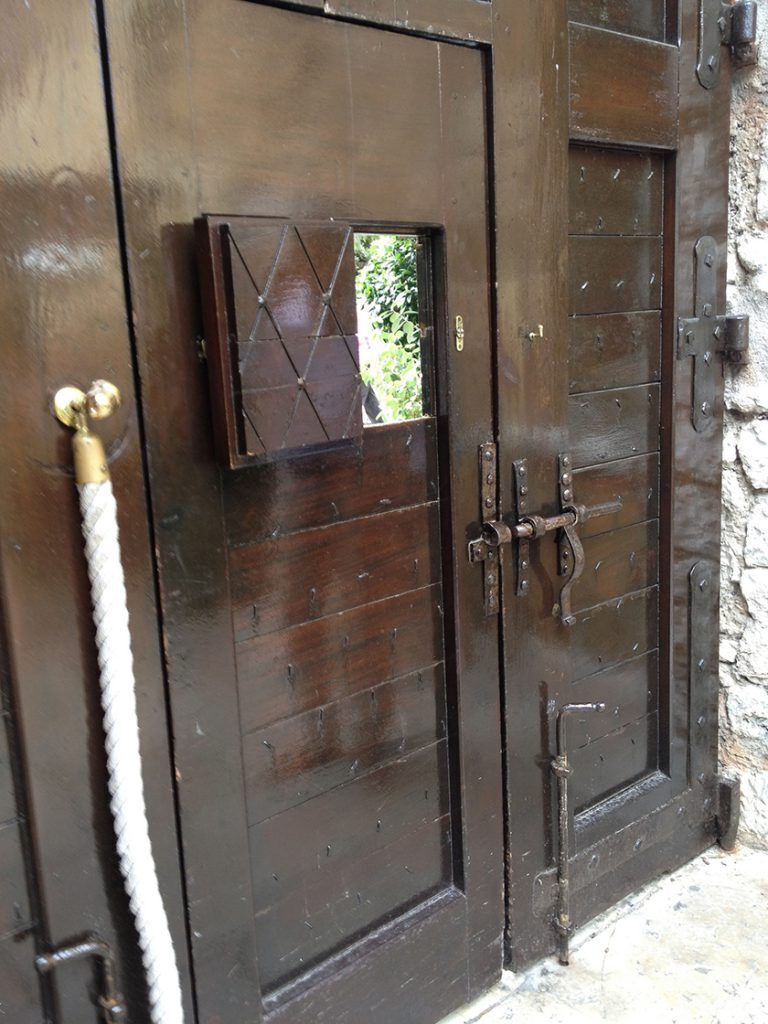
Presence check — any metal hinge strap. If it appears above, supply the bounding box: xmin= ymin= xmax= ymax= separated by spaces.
xmin=677 ymin=237 xmax=751 ymax=430
xmin=467 ymin=443 xmax=501 ymax=615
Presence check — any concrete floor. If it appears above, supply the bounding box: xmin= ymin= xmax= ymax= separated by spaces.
xmin=442 ymin=846 xmax=768 ymax=1024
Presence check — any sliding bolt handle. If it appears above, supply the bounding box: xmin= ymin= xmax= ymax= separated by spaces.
xmin=558 ymin=452 xmax=623 ymax=625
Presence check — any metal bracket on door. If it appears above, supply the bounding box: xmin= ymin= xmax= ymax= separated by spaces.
xmin=677 ymin=237 xmax=751 ymax=432
xmin=468 ymin=449 xmax=621 ymax=621
xmin=36 ymin=934 xmax=128 ymax=1021
xmin=697 ymin=0 xmax=757 ymax=88
xmin=467 ymin=443 xmax=502 ymax=615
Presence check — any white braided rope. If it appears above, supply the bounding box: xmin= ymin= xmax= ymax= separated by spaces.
xmin=79 ymin=480 xmax=184 ymax=1024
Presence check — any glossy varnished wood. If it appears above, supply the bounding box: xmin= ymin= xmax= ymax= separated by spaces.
xmin=531 ymin=0 xmax=731 ymax=966
xmin=569 ymin=588 xmax=659 ymax=682
xmin=283 ymin=0 xmax=493 ymax=42
xmin=324 ymin=0 xmax=493 ymax=42
xmin=243 ymin=664 xmax=447 ymax=823
xmin=104 ymin=2 xmax=502 ymax=1020
xmin=568 ymin=0 xmax=667 ymax=41
xmin=230 ymin=502 xmax=442 ymax=637
xmin=569 ymin=147 xmax=664 ymax=236
xmin=570 ymin=713 xmax=660 ymax=812
xmin=224 ymin=420 xmax=438 ymax=545
xmin=570 ymin=23 xmax=678 ymax=148
xmin=575 ymin=454 xmax=660 ymax=538
xmin=551 ymin=651 xmax=659 ymax=748
xmin=255 ymin=816 xmax=451 ymax=989
xmin=494 ymin=0 xmax=573 ymax=972
xmin=570 ymin=237 xmax=663 ymax=315
xmin=570 ymin=521 xmax=659 ymax=612
xmin=249 ymin=741 xmax=450 ymax=908
xmin=569 ymin=312 xmax=662 ymax=393
xmin=0 ymin=3 xmax=191 ymax=1020
xmin=569 ymin=385 xmax=661 ymax=467
xmin=236 ymin=583 xmax=443 ymax=731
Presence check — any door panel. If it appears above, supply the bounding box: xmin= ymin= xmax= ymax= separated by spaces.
xmin=104 ymin=2 xmax=502 ymax=1021
xmin=0 ymin=2 xmax=191 ymax=1020
xmin=503 ymin=0 xmax=730 ymax=970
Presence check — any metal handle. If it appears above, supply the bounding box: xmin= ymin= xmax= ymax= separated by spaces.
xmin=36 ymin=933 xmax=128 ymax=1021
xmin=557 ymin=454 xmax=622 ymax=624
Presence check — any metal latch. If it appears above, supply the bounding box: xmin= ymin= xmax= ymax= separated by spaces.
xmin=677 ymin=237 xmax=750 ymax=431
xmin=697 ymin=0 xmax=758 ymax=88
xmin=36 ymin=934 xmax=128 ymax=1021
xmin=468 ymin=448 xmax=621 ymax=621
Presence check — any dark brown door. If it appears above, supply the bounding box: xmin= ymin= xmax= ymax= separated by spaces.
xmin=502 ymin=0 xmax=732 ymax=968
xmin=102 ymin=3 xmax=503 ymax=1022
xmin=1 ymin=1 xmax=733 ymax=1021
xmin=0 ymin=3 xmax=191 ymax=1021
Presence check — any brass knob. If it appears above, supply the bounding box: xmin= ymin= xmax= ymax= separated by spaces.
xmin=53 ymin=380 xmax=122 ymax=484
xmin=54 ymin=380 xmax=121 ymax=428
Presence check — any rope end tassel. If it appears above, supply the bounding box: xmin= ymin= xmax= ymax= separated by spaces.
xmin=54 ymin=382 xmax=185 ymax=1024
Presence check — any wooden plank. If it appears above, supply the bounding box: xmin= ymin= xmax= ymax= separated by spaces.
xmin=237 ymin=584 xmax=443 ymax=733
xmin=551 ymin=651 xmax=659 ymax=748
xmin=569 ymin=312 xmax=662 ymax=393
xmin=256 ymin=816 xmax=451 ymax=990
xmin=224 ymin=419 xmax=438 ymax=547
xmin=569 ymin=384 xmax=661 ymax=468
xmin=570 ymin=237 xmax=662 ymax=315
xmin=250 ymin=741 xmax=449 ymax=908
xmin=570 ymin=24 xmax=678 ymax=148
xmin=569 ymin=587 xmax=659 ymax=682
xmin=230 ymin=503 xmax=442 ymax=639
xmin=243 ymin=664 xmax=447 ymax=824
xmin=0 ymin=2 xmax=192 ymax=1018
xmin=569 ymin=148 xmax=664 ymax=236
xmin=496 ymin=0 xmax=572 ymax=974
xmin=0 ymin=717 xmax=15 ymax=825
xmin=571 ymin=521 xmax=659 ymax=613
xmin=0 ymin=928 xmax=40 ymax=1024
xmin=324 ymin=0 xmax=493 ymax=42
xmin=0 ymin=822 xmax=31 ymax=939
xmin=575 ymin=454 xmax=660 ymax=538
xmin=568 ymin=0 xmax=666 ymax=42
xmin=570 ymin=713 xmax=659 ymax=812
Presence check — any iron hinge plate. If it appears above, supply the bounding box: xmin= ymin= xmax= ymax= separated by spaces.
xmin=697 ymin=0 xmax=758 ymax=88
xmin=677 ymin=236 xmax=725 ymax=432
xmin=467 ymin=442 xmax=501 ymax=615
xmin=513 ymin=458 xmax=530 ymax=596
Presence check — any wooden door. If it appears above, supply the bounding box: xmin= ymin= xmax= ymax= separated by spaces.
xmin=1 ymin=1 xmax=735 ymax=1020
xmin=102 ymin=3 xmax=503 ymax=1022
xmin=502 ymin=0 xmax=734 ymax=968
xmin=0 ymin=3 xmax=192 ymax=1021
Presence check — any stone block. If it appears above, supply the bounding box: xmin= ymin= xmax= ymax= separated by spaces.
xmin=738 ymin=420 xmax=768 ymax=489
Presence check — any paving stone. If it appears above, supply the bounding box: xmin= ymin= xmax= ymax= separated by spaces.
xmin=441 ymin=848 xmax=768 ymax=1024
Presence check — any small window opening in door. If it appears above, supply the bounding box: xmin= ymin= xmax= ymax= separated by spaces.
xmin=354 ymin=232 xmax=433 ymax=425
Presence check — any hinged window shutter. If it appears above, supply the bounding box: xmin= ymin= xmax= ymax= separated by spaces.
xmin=197 ymin=216 xmax=362 ymax=469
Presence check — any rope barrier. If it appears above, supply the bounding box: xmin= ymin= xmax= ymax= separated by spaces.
xmin=56 ymin=381 xmax=184 ymax=1024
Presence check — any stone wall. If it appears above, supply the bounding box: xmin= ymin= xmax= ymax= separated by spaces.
xmin=721 ymin=13 xmax=768 ymax=849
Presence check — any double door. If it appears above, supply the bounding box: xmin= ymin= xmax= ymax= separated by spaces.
xmin=0 ymin=1 xmax=731 ymax=1022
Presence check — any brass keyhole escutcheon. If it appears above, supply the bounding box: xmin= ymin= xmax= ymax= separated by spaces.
xmin=455 ymin=315 xmax=465 ymax=352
